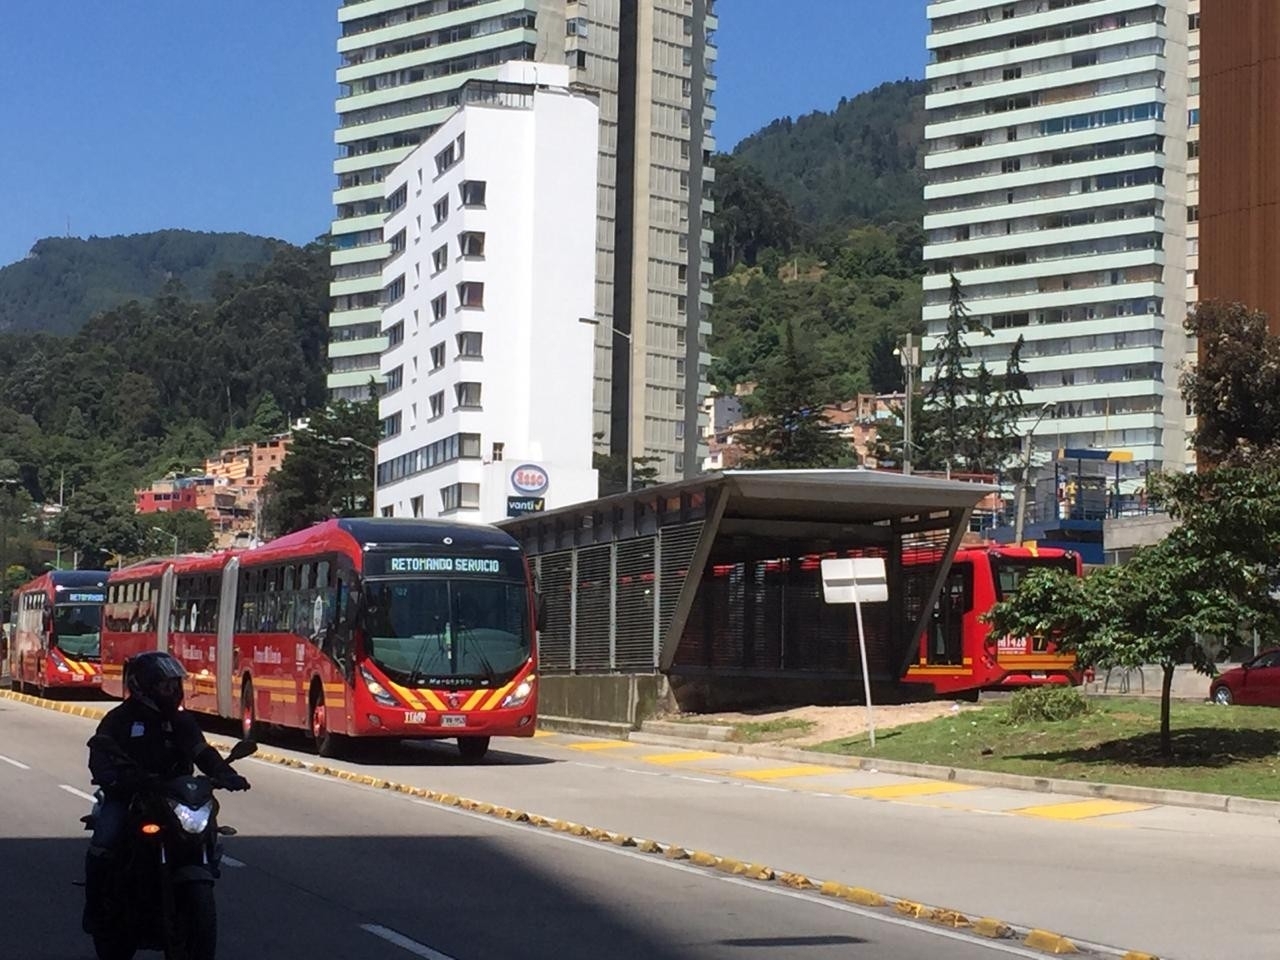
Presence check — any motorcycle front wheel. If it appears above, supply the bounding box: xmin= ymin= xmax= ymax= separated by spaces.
xmin=165 ymin=882 xmax=216 ymax=960
xmin=93 ymin=933 xmax=136 ymax=960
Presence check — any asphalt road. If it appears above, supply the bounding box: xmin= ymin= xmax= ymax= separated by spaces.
xmin=0 ymin=697 xmax=1044 ymax=960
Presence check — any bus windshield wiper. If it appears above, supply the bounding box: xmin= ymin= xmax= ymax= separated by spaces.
xmin=456 ymin=622 xmax=497 ymax=684
xmin=408 ymin=619 xmax=448 ymax=686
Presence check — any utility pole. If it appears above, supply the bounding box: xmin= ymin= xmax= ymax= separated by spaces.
xmin=896 ymin=334 xmax=919 ymax=475
xmin=1014 ymin=403 xmax=1056 ymax=545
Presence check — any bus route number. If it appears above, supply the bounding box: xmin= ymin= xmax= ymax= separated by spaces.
xmin=404 ymin=711 xmax=426 ymax=725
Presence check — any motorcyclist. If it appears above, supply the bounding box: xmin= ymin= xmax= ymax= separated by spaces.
xmin=82 ymin=651 xmax=251 ymax=934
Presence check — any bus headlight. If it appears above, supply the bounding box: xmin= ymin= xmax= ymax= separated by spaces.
xmin=501 ymin=676 xmax=535 ymax=709
xmin=360 ymin=666 xmax=399 ymax=707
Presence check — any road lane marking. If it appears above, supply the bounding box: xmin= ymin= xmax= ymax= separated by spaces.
xmin=60 ymin=785 xmax=96 ymax=803
xmin=361 ymin=923 xmax=459 ymax=959
xmin=566 ymin=740 xmax=632 ymax=752
xmin=733 ymin=765 xmax=841 ymax=782
xmin=1012 ymin=799 xmax=1153 ymax=821
xmin=0 ymin=754 xmax=30 ymax=770
xmin=642 ymin=751 xmax=722 ymax=765
xmin=221 ymin=856 xmax=246 ymax=868
xmin=848 ymin=781 xmax=980 ymax=800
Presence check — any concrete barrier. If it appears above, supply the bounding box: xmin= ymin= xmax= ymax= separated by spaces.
xmin=537 ymin=674 xmax=667 ymax=728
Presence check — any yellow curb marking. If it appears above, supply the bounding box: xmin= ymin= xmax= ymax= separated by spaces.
xmin=848 ymin=780 xmax=980 ymax=800
xmin=642 ymin=751 xmax=723 ymax=765
xmin=1013 ymin=799 xmax=1152 ymax=821
xmin=566 ymin=740 xmax=632 ymax=752
xmin=532 ymin=730 xmax=556 ymax=738
xmin=734 ymin=765 xmax=841 ymax=782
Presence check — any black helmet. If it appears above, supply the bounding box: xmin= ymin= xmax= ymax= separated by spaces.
xmin=125 ymin=651 xmax=187 ymax=716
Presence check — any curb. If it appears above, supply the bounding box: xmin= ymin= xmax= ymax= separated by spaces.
xmin=536 ymin=715 xmax=635 ymax=739
xmin=2 ymin=687 xmax=1161 ymax=959
xmin=629 ymin=728 xmax=1280 ymax=820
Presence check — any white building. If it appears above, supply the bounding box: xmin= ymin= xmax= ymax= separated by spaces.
xmin=374 ymin=64 xmax=599 ymax=524
xmin=922 ymin=0 xmax=1190 ymax=474
xmin=330 ymin=1 xmax=718 ymax=483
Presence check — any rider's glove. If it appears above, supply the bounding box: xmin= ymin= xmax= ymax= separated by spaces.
xmin=222 ymin=773 xmax=251 ymax=792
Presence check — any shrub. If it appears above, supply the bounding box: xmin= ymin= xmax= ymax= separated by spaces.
xmin=1006 ymin=686 xmax=1089 ymax=724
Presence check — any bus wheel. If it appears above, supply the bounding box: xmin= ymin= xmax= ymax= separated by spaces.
xmin=241 ymin=680 xmax=259 ymax=741
xmin=457 ymin=736 xmax=490 ymax=762
xmin=311 ymin=688 xmax=339 ymax=758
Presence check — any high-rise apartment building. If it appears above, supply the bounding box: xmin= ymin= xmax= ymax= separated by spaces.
xmin=922 ymin=0 xmax=1191 ymax=474
xmin=329 ymin=0 xmax=717 ymax=483
xmin=1183 ymin=0 xmax=1199 ymax=467
xmin=375 ymin=65 xmax=600 ymax=523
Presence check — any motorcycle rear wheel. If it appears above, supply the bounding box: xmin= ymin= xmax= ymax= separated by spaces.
xmin=165 ymin=882 xmax=216 ymax=960
xmin=92 ymin=933 xmax=136 ymax=960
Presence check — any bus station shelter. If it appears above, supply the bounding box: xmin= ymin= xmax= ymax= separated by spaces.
xmin=498 ymin=469 xmax=996 ymax=716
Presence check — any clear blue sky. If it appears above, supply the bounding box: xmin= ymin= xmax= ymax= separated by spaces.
xmin=0 ymin=1 xmax=926 ymax=268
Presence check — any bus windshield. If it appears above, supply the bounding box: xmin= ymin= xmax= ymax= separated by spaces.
xmin=361 ymin=578 xmax=530 ymax=684
xmin=52 ymin=603 xmax=103 ymax=657
xmin=991 ymin=557 xmax=1077 ymax=602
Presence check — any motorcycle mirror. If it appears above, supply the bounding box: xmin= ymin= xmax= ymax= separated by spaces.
xmin=226 ymin=739 xmax=258 ymax=763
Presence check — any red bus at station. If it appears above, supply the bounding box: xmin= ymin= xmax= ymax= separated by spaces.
xmin=904 ymin=545 xmax=1084 ymax=697
xmin=101 ymin=518 xmax=539 ymax=760
xmin=8 ymin=570 xmax=108 ymax=695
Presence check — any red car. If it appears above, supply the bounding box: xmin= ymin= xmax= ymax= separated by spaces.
xmin=1210 ymin=649 xmax=1280 ymax=705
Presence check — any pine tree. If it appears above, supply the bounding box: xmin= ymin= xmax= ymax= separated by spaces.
xmin=738 ymin=320 xmax=852 ymax=469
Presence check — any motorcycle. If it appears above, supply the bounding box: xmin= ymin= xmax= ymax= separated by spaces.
xmin=81 ymin=736 xmax=257 ymax=960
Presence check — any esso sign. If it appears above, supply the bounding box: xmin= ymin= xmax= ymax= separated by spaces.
xmin=511 ymin=464 xmax=549 ymax=495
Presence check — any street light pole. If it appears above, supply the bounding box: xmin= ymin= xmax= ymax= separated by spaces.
xmin=1013 ymin=403 xmax=1056 ymax=545
xmin=151 ymin=526 xmax=178 ymax=557
xmin=337 ymin=436 xmax=378 ymax=517
xmin=895 ymin=334 xmax=919 ymax=476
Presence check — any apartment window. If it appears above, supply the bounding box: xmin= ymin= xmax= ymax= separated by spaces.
xmin=459 ymin=231 xmax=485 ymax=258
xmin=1187 ymin=205 xmax=1199 ymax=223
xmin=381 ymin=506 xmax=394 ymax=518
xmin=1002 ymin=66 xmax=1021 ymax=81
xmin=1189 ymin=77 xmax=1200 ymax=96
xmin=388 ymin=184 xmax=408 ymax=213
xmin=434 ymin=143 xmax=456 ymax=175
xmin=674 ymin=452 xmax=685 ymax=473
xmin=385 ymin=365 xmax=404 ymax=394
xmin=455 ymin=382 xmax=482 ymax=409
xmin=387 ymin=228 xmax=407 ymax=256
xmin=432 ymin=244 xmax=449 ymax=273
xmin=429 ymin=391 xmax=444 ymax=419
xmin=567 ymin=16 xmax=588 ymax=37
xmin=385 ymin=320 xmax=404 ymax=348
xmin=411 ymin=495 xmax=424 ymax=518
xmin=1187 ymin=269 xmax=1199 ymax=288
xmin=1189 ymin=12 xmax=1200 ymax=29
xmin=675 ymin=422 xmax=685 ymax=440
xmin=433 ymin=195 xmax=449 ymax=224
xmin=677 ymin=295 xmax=687 ymax=314
xmin=1071 ymin=51 xmax=1098 ymax=69
xmin=460 ymin=180 xmax=486 ymax=207
xmin=676 ymin=327 xmax=686 ymax=346
xmin=1188 ymin=108 xmax=1200 ymax=127
xmin=676 ymin=358 xmax=686 ymax=378
xmin=1007 ymin=125 xmax=1018 ymax=142
xmin=440 ymin=482 xmax=480 ymax=513
xmin=457 ymin=332 xmax=483 ymax=358
xmin=1001 ymin=158 xmax=1021 ymax=174
xmin=431 ymin=293 xmax=447 ymax=322
xmin=383 ymin=274 xmax=405 ymax=305
xmin=1188 ymin=237 xmax=1199 ymax=255
xmin=430 ymin=342 xmax=446 ymax=370
xmin=492 ymin=442 xmax=504 ymax=462
xmin=1188 ymin=140 xmax=1200 ymax=159
xmin=380 ymin=412 xmax=402 ymax=439
xmin=458 ymin=282 xmax=484 ymax=308
xmin=568 ymin=49 xmax=587 ymax=69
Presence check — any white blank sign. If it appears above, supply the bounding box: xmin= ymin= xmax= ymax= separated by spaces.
xmin=820 ymin=557 xmax=888 ymax=605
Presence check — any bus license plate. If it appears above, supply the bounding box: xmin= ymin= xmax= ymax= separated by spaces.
xmin=404 ymin=711 xmax=426 ymax=725
xmin=442 ymin=714 xmax=467 ymax=728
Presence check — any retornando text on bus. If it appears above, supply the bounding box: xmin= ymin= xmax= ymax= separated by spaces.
xmin=388 ymin=557 xmax=502 ymax=574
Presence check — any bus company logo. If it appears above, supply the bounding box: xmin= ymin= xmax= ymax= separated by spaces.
xmin=511 ymin=464 xmax=549 ymax=496
xmin=445 ymin=692 xmax=464 ymax=710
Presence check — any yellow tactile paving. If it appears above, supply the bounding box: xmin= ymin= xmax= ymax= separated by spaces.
xmin=642 ymin=751 xmax=724 ymax=765
xmin=734 ymin=765 xmax=842 ymax=782
xmin=847 ymin=781 xmax=981 ymax=800
xmin=1012 ymin=799 xmax=1153 ymax=821
xmin=566 ymin=740 xmax=633 ymax=752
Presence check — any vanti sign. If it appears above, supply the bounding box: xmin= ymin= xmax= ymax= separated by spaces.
xmin=511 ymin=463 xmax=549 ymax=495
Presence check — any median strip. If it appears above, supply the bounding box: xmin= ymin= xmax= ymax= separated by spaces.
xmin=3 ymin=687 xmax=1162 ymax=959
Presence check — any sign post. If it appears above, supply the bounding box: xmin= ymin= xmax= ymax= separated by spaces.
xmin=820 ymin=557 xmax=888 ymax=748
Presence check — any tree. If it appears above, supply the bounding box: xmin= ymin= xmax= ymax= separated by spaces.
xmin=248 ymin=392 xmax=287 ymax=441
xmin=632 ymin=455 xmax=663 ymax=488
xmin=1181 ymin=300 xmax=1280 ymax=465
xmin=867 ymin=329 xmax=905 ymax=394
xmin=737 ymin=320 xmax=853 ymax=469
xmin=710 ymin=154 xmax=801 ymax=276
xmin=50 ymin=483 xmax=144 ymax=569
xmin=145 ymin=509 xmax=215 ymax=555
xmin=260 ymin=399 xmax=378 ymax=537
xmin=926 ymin=274 xmax=986 ymax=469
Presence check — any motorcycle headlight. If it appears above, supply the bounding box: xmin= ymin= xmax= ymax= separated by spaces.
xmin=170 ymin=800 xmax=214 ymax=835
xmin=501 ymin=675 xmax=535 ymax=709
xmin=360 ymin=665 xmax=399 ymax=707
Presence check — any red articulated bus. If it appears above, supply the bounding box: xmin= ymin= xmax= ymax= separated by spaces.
xmin=101 ymin=518 xmax=539 ymax=761
xmin=9 ymin=570 xmax=108 ymax=695
xmin=903 ymin=545 xmax=1084 ymax=697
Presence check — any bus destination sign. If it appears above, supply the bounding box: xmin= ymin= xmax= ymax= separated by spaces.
xmin=364 ymin=552 xmax=523 ymax=579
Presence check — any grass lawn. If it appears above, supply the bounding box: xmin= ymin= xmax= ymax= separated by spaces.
xmin=729 ymin=718 xmax=817 ymax=742
xmin=809 ymin=698 xmax=1280 ymax=801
